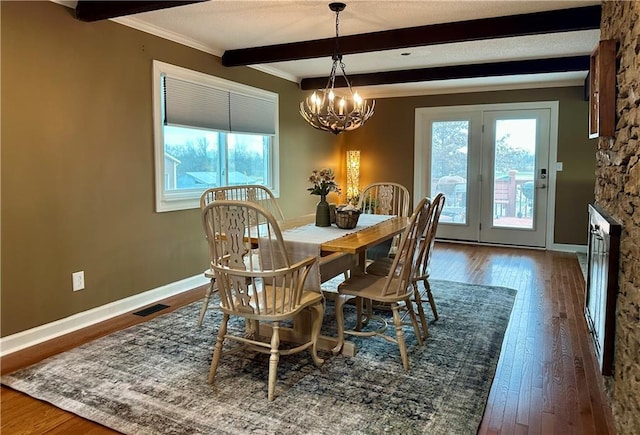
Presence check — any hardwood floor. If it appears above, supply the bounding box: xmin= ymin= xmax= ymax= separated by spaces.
xmin=1 ymin=244 xmax=616 ymax=434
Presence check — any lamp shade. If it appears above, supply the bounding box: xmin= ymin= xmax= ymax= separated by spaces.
xmin=346 ymin=150 xmax=360 ymax=201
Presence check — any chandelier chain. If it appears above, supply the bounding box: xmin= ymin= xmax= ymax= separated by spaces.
xmin=334 ymin=7 xmax=340 ymax=56
xmin=299 ymin=2 xmax=375 ymax=135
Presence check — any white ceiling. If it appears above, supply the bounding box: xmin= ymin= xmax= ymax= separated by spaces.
xmin=66 ymin=0 xmax=602 ymax=98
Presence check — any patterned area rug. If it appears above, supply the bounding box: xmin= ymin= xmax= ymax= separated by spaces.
xmin=2 ymin=280 xmax=516 ymax=435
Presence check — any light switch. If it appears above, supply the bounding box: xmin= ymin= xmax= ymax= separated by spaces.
xmin=556 ymin=162 xmax=563 ymax=172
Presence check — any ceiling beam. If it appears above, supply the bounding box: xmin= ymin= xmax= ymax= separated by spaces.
xmin=75 ymin=1 xmax=207 ymax=22
xmin=300 ymin=56 xmax=590 ymax=90
xmin=222 ymin=5 xmax=600 ymax=67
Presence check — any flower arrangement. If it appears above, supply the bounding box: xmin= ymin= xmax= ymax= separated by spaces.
xmin=307 ymin=168 xmax=341 ymax=196
xmin=346 ymin=194 xmax=360 ymax=207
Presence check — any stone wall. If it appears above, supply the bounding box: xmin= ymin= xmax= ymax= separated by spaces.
xmin=597 ymin=1 xmax=640 ymax=433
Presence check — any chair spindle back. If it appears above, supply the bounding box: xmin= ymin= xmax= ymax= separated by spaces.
xmin=358 ymin=182 xmax=411 ymax=217
xmin=202 ymin=200 xmax=315 ymax=317
xmin=379 ymin=197 xmax=432 ymax=298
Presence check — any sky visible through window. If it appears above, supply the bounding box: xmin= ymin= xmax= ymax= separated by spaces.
xmin=496 ymin=119 xmax=536 ymax=152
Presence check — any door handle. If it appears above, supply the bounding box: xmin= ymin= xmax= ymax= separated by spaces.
xmin=536 ymin=183 xmax=547 ymax=189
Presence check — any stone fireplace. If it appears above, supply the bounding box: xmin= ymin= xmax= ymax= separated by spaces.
xmin=595 ymin=1 xmax=640 ymax=432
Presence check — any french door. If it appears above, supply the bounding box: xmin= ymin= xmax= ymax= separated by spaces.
xmin=414 ymin=103 xmax=556 ymax=248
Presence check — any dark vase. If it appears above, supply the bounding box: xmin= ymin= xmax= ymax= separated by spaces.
xmin=315 ymin=194 xmax=331 ymax=227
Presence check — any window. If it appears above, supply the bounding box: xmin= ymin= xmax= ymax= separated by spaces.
xmin=153 ymin=60 xmax=279 ymax=212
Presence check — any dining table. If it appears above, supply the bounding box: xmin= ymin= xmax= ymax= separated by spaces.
xmin=256 ymin=213 xmax=410 ymax=357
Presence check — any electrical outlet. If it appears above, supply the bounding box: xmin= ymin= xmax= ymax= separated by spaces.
xmin=72 ymin=271 xmax=85 ymax=291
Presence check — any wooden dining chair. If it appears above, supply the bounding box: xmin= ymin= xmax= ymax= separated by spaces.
xmin=411 ymin=193 xmax=446 ymax=333
xmin=366 ymin=193 xmax=446 ymax=339
xmin=197 ymin=184 xmax=284 ymax=327
xmin=358 ymin=182 xmax=411 ymax=258
xmin=352 ymin=182 xmax=412 ymax=326
xmin=200 ymin=184 xmax=285 ymax=223
xmin=358 ymin=182 xmax=411 ymax=217
xmin=202 ymin=200 xmax=324 ymax=401
xmin=334 ymin=197 xmax=432 ymax=370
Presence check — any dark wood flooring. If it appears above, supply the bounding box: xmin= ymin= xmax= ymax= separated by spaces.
xmin=0 ymin=243 xmax=616 ymax=434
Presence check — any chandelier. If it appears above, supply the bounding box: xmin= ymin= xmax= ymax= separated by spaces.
xmin=299 ymin=2 xmax=375 ymax=135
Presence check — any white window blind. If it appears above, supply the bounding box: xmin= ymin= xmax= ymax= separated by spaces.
xmin=230 ymin=92 xmax=276 ymax=135
xmin=163 ymin=76 xmax=276 ymax=136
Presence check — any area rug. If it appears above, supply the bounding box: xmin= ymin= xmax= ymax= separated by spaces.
xmin=2 ymin=280 xmax=516 ymax=435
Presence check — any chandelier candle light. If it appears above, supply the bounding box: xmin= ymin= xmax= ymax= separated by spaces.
xmin=299 ymin=2 xmax=375 ymax=135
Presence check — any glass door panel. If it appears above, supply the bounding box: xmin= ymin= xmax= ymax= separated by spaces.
xmin=419 ymin=110 xmax=482 ymax=242
xmin=430 ymin=120 xmax=469 ymax=225
xmin=481 ymin=109 xmax=550 ymax=247
xmin=492 ymin=119 xmax=536 ymax=229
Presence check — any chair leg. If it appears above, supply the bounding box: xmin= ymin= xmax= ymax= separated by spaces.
xmin=355 ymin=297 xmax=364 ymax=330
xmin=197 ymin=278 xmax=215 ymax=327
xmin=354 ymin=298 xmax=374 ymax=329
xmin=424 ymin=278 xmax=439 ymax=321
xmin=239 ymin=318 xmax=259 ymax=339
xmin=412 ymin=282 xmax=429 ymax=340
xmin=362 ymin=299 xmax=374 ymax=327
xmin=251 ymin=320 xmax=261 ymax=338
xmin=391 ymin=304 xmax=409 ymax=371
xmin=405 ymin=300 xmax=424 ymax=347
xmin=268 ymin=322 xmax=281 ymax=401
xmin=309 ymin=303 xmax=325 ymax=365
xmin=209 ymin=313 xmax=228 ymax=383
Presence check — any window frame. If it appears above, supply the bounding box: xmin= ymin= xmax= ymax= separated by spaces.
xmin=152 ymin=60 xmax=279 ymax=212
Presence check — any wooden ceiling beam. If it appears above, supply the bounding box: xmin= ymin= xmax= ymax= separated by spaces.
xmin=222 ymin=5 xmax=601 ymax=67
xmin=75 ymin=1 xmax=207 ymax=22
xmin=300 ymin=56 xmax=590 ymax=90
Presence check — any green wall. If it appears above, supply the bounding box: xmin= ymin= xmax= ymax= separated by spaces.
xmin=1 ymin=1 xmax=595 ymax=337
xmin=0 ymin=1 xmax=335 ymax=336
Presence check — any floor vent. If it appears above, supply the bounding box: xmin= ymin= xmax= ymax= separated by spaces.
xmin=133 ymin=304 xmax=170 ymax=317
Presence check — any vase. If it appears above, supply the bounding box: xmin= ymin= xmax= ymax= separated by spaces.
xmin=315 ymin=195 xmax=331 ymax=227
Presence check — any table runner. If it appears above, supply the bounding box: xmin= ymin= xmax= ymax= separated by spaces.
xmin=281 ymin=214 xmax=393 ymax=290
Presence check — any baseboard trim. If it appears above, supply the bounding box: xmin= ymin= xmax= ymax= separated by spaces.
xmin=436 ymin=239 xmax=545 ymax=250
xmin=0 ymin=274 xmax=209 ymax=357
xmin=437 ymin=239 xmax=587 ymax=254
xmin=550 ymin=243 xmax=587 ymax=253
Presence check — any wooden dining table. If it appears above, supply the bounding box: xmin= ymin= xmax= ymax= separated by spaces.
xmin=258 ymin=213 xmax=410 ymax=357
